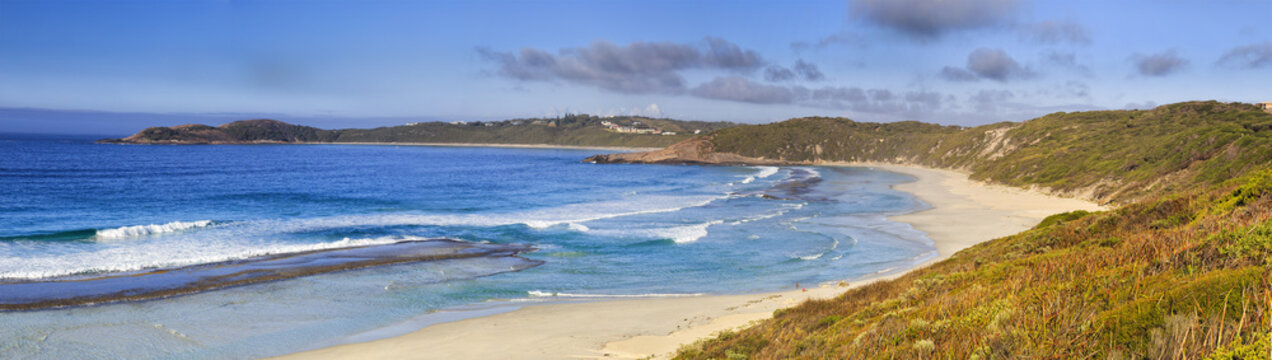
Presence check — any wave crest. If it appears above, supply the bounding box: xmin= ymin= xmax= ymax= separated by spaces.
xmin=0 ymin=235 xmax=419 ymax=280
xmin=662 ymin=220 xmax=723 ymax=244
xmin=95 ymin=220 xmax=215 ymax=240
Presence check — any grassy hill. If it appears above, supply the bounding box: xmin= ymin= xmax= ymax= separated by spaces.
xmin=709 ymin=101 xmax=1272 ymax=205
xmin=671 ymin=101 xmax=1271 ymax=359
xmin=100 ymin=114 xmax=735 ymax=148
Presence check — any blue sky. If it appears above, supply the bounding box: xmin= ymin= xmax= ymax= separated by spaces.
xmin=1 ymin=0 xmax=1270 ymax=134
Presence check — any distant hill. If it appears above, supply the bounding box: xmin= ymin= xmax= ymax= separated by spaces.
xmin=99 ymin=115 xmax=737 ymax=148
xmin=593 ymin=101 xmax=1272 ymax=205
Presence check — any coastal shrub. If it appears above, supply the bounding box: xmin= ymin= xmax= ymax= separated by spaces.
xmin=816 ymin=315 xmax=842 ymax=328
xmin=1094 ymin=267 xmax=1261 ymax=356
xmin=1208 ymin=219 xmax=1272 ymax=265
xmin=1033 ymin=210 xmax=1092 ymax=229
xmin=912 ymin=339 xmax=935 ymax=353
xmin=1210 ymin=169 xmax=1272 ymax=215
xmin=1203 ymin=331 xmax=1271 ymax=360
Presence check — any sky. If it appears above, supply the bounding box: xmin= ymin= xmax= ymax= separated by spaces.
xmin=1 ymin=0 xmax=1270 ymax=134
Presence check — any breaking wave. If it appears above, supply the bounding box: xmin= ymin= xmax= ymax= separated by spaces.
xmin=662 ymin=220 xmax=724 ymax=244
xmin=0 ymin=236 xmax=418 ymax=280
xmin=95 ymin=220 xmax=216 ymax=241
xmin=739 ymin=166 xmax=781 ymax=184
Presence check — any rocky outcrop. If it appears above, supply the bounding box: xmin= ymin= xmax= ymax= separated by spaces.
xmin=584 ymin=136 xmax=786 ymax=165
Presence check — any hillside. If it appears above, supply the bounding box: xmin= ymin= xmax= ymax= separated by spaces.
xmin=99 ymin=115 xmax=736 ymax=148
xmin=680 ymin=169 xmax=1270 ymax=359
xmin=585 ymin=101 xmax=1272 ymax=359
xmin=594 ymin=101 xmax=1272 ymax=206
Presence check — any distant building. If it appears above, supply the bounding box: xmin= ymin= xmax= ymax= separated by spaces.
xmin=693 ymin=129 xmax=702 ymax=134
xmin=662 ymin=132 xmax=677 ymax=136
xmin=548 ymin=121 xmax=557 ymax=127
xmin=406 ymin=122 xmax=422 ymax=126
xmin=1259 ymin=102 xmax=1272 ymax=113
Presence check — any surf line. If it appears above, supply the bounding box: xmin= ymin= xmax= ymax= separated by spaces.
xmin=0 ymin=239 xmax=540 ymax=311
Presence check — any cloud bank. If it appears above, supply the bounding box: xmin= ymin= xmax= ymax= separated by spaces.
xmin=942 ymin=48 xmax=1034 ymax=82
xmin=1131 ymin=49 xmax=1188 ymax=77
xmin=691 ymin=76 xmax=941 ymax=115
xmin=1018 ymin=20 xmax=1091 ymax=45
xmin=1217 ymin=42 xmax=1272 ymax=69
xmin=764 ymin=60 xmax=825 ymax=82
xmin=477 ymin=37 xmax=763 ymax=94
xmin=851 ymin=0 xmax=1021 ymax=39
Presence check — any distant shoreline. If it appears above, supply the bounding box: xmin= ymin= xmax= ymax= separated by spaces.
xmin=300 ymin=141 xmax=663 ymax=152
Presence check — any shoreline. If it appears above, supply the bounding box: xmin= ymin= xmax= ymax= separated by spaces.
xmin=275 ymin=163 xmax=1106 ymax=360
xmin=301 ymin=141 xmax=663 ymax=152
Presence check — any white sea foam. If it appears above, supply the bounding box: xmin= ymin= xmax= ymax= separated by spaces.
xmin=2 ymin=194 xmax=728 ymax=280
xmin=738 ymin=166 xmax=780 ymax=185
xmin=95 ymin=220 xmax=215 ymax=241
xmin=526 ymin=290 xmax=703 ymax=298
xmin=0 ymin=236 xmax=416 ymax=280
xmin=727 ymin=203 xmax=803 ymax=225
xmin=754 ymin=166 xmax=780 ymax=179
xmin=662 ymin=220 xmax=723 ymax=244
xmin=795 ymin=239 xmax=839 ymax=261
xmin=516 ymin=195 xmax=723 ymax=229
xmin=585 ymin=219 xmax=723 ymax=244
xmin=205 ymin=193 xmax=726 ymax=235
xmin=798 ymin=252 xmax=826 ymax=261
xmin=798 ymin=167 xmax=821 ymax=178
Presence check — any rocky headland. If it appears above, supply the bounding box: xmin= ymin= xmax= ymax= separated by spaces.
xmin=583 ymin=136 xmax=785 ymax=165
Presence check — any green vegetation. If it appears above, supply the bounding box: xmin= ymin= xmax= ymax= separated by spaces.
xmin=679 ymin=169 xmax=1271 ymax=359
xmin=677 ymin=102 xmax=1272 ymax=359
xmin=710 ymin=101 xmax=1272 ymax=205
xmin=102 ymin=114 xmax=735 ymax=148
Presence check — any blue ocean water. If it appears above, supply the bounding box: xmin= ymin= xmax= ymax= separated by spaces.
xmin=0 ymin=134 xmax=934 ymax=359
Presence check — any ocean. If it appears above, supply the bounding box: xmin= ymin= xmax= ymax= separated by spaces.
xmin=0 ymin=134 xmax=934 ymax=359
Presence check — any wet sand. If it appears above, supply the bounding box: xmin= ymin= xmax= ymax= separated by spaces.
xmin=276 ymin=163 xmax=1106 ymax=360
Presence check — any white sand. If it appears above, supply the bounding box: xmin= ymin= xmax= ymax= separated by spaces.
xmin=275 ymin=163 xmax=1105 ymax=360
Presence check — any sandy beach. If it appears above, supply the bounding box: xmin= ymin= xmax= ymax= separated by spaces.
xmin=275 ymin=163 xmax=1105 ymax=360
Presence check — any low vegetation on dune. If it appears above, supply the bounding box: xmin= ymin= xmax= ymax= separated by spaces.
xmin=675 ymin=101 xmax=1272 ymax=359
xmin=711 ymin=101 xmax=1272 ymax=205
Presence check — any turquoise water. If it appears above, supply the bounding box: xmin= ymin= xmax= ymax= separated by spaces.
xmin=0 ymin=134 xmax=934 ymax=359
